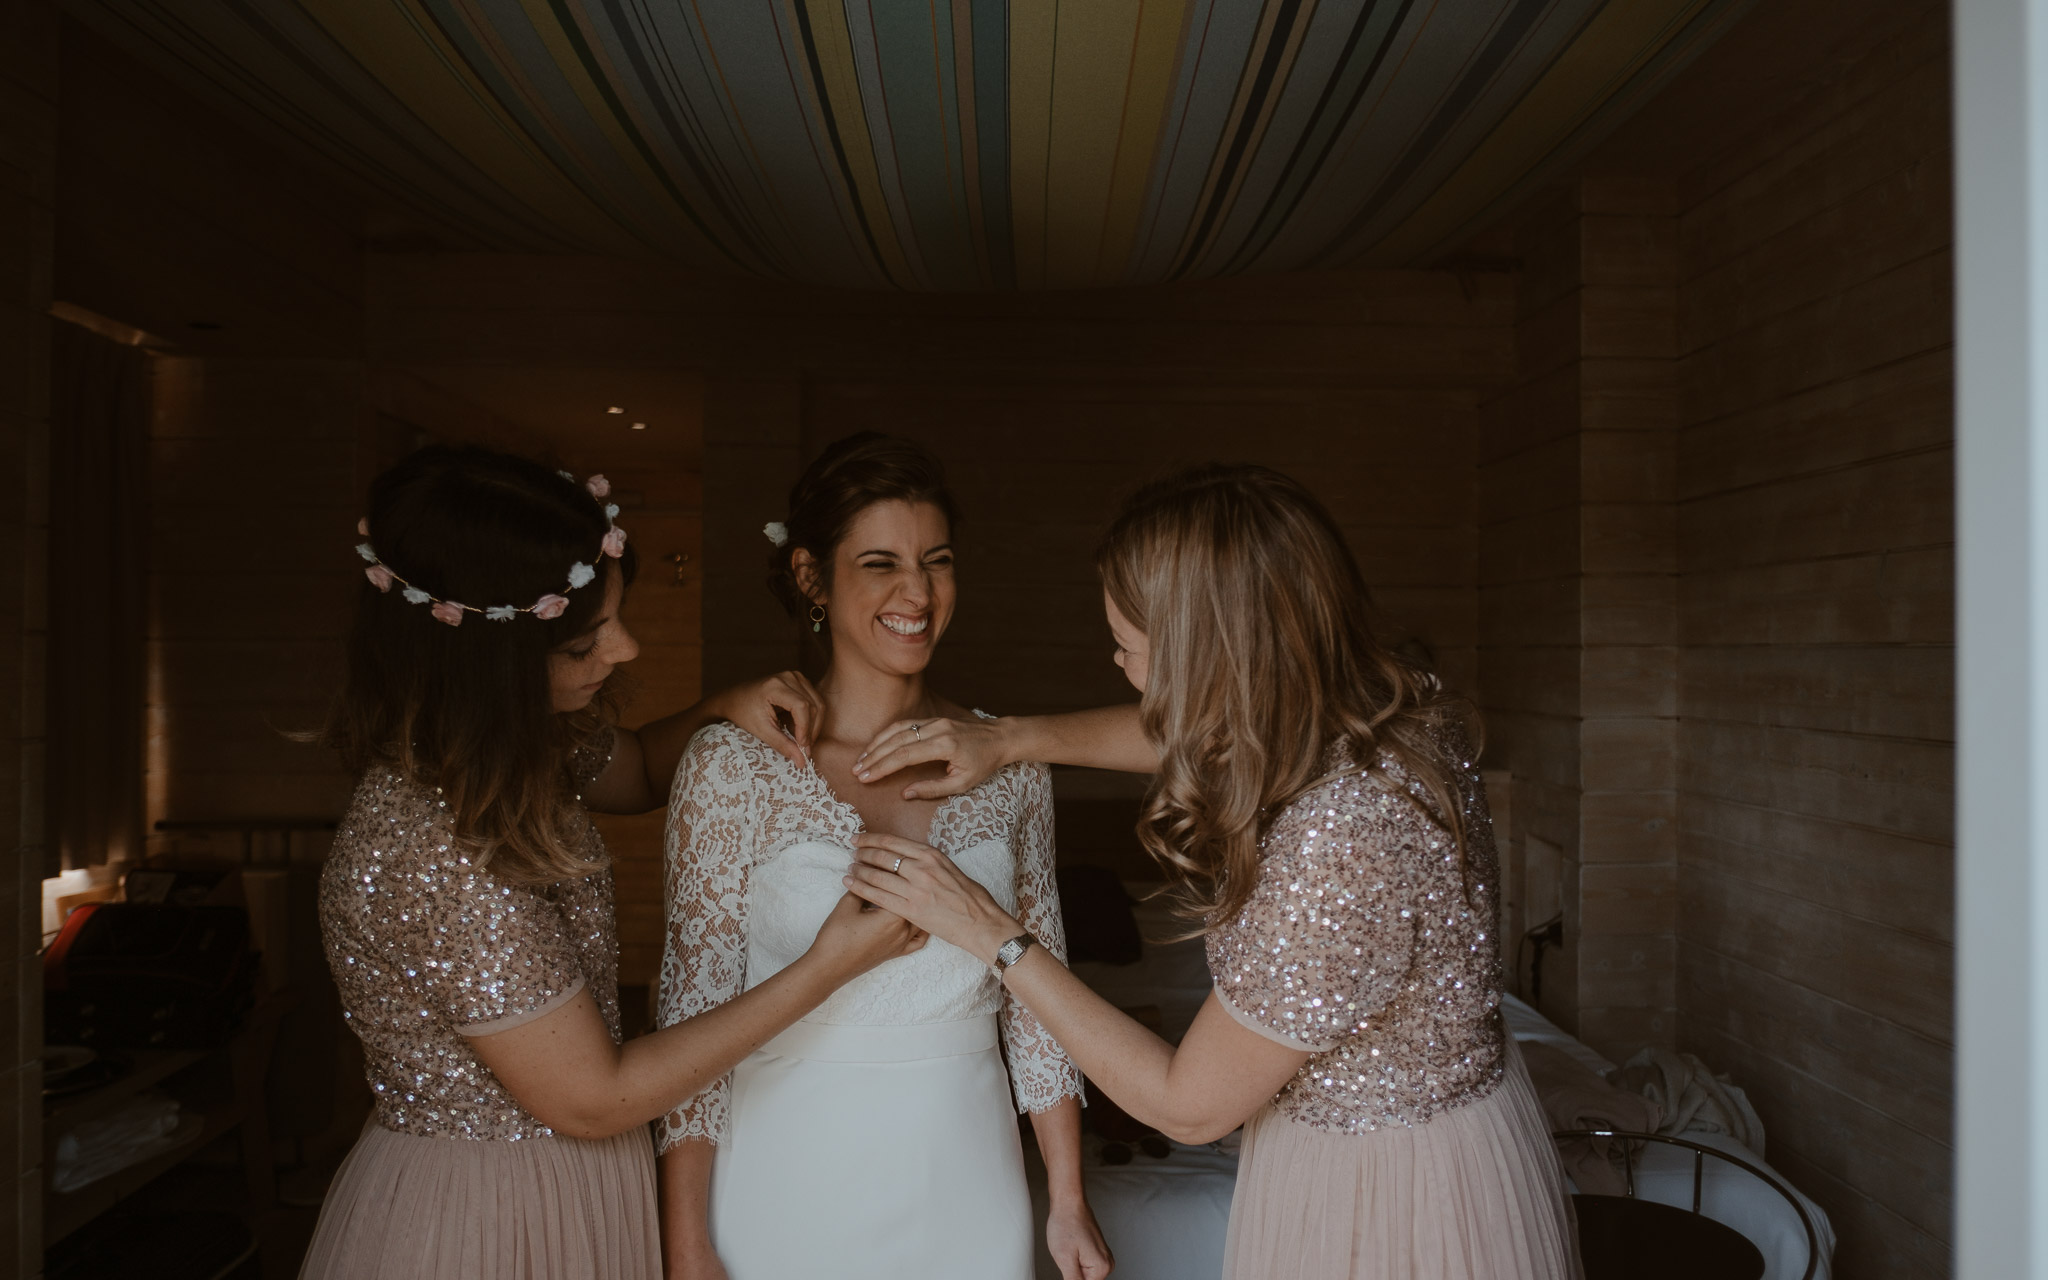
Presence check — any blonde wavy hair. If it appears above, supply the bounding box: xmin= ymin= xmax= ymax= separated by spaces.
xmin=1098 ymin=464 xmax=1476 ymax=930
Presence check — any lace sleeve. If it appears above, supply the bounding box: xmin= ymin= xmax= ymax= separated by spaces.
xmin=1000 ymin=763 xmax=1085 ymax=1114
xmin=653 ymin=726 xmax=764 ymax=1149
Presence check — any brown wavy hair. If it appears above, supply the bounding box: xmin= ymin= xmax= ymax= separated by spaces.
xmin=1097 ymin=464 xmax=1475 ymax=929
xmin=324 ymin=445 xmax=637 ymax=885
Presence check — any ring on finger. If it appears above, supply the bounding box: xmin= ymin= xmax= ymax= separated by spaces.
xmin=912 ymin=723 xmax=922 ymax=739
xmin=892 ymin=855 xmax=904 ymax=874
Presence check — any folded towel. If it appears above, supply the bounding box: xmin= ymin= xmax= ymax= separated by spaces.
xmin=1613 ymin=1047 xmax=1767 ymax=1156
xmin=53 ymin=1093 xmax=185 ymax=1193
xmin=1520 ymin=1041 xmax=1662 ymax=1195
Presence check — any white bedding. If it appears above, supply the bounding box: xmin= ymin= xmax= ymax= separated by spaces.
xmin=1029 ymin=901 xmax=1237 ymax=1280
xmin=1502 ymin=994 xmax=1836 ymax=1280
xmin=1027 ymin=1134 xmax=1238 ymax=1280
xmin=1036 ymin=894 xmax=1836 ymax=1280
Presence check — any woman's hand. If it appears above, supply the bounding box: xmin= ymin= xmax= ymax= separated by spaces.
xmin=842 ymin=833 xmax=1021 ymax=964
xmin=798 ymin=892 xmax=926 ymax=984
xmin=1046 ymin=1200 xmax=1115 ymax=1280
xmin=706 ymin=670 xmax=824 ymax=770
xmin=854 ymin=715 xmax=1011 ymax=799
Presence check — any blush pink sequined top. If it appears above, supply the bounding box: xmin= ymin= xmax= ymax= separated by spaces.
xmin=318 ymin=736 xmax=622 ymax=1141
xmin=1207 ymin=730 xmax=1507 ymax=1134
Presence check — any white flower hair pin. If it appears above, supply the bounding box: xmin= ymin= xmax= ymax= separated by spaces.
xmin=764 ymin=521 xmax=789 ymax=547
xmin=355 ymin=473 xmax=629 ymax=627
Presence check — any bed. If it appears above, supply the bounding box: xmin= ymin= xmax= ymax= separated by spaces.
xmin=1028 ymin=895 xmax=1836 ymax=1280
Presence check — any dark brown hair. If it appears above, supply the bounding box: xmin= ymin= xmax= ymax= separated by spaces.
xmin=1097 ymin=464 xmax=1475 ymax=929
xmin=325 ymin=445 xmax=637 ymax=884
xmin=767 ymin=432 xmax=957 ymax=654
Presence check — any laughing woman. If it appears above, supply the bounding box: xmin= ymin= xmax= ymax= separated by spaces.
xmin=301 ymin=446 xmax=921 ymax=1280
xmin=844 ymin=465 xmax=1582 ymax=1280
xmin=655 ymin=434 xmax=1111 ymax=1280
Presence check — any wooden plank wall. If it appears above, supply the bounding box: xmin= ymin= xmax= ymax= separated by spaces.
xmin=371 ymin=261 xmax=1515 ymax=716
xmin=144 ymin=359 xmax=366 ymax=829
xmin=806 ymin=379 xmax=1487 ymax=719
xmin=45 ymin=20 xmax=715 ymax=993
xmin=1572 ymin=189 xmax=1683 ymax=1059
xmin=47 ymin=23 xmax=381 ymax=844
xmin=53 ymin=26 xmax=368 ymax=360
xmin=1478 ymin=190 xmax=1585 ymax=1027
xmin=0 ymin=3 xmax=56 ymax=1270
xmin=1478 ymin=181 xmax=1683 ymax=1060
xmin=1671 ymin=5 xmax=1954 ymax=1273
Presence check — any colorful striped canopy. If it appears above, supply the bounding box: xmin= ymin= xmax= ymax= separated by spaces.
xmin=76 ymin=0 xmax=1743 ymax=291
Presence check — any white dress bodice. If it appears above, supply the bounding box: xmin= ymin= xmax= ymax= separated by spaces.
xmin=654 ymin=722 xmax=1082 ymax=1149
xmin=745 ymin=837 xmax=1017 ymax=1027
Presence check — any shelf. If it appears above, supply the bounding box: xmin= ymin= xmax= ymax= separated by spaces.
xmin=44 ymin=1050 xmax=204 ymax=1136
xmin=44 ymin=1101 xmax=243 ymax=1246
xmin=40 ymin=989 xmax=295 ymax=1245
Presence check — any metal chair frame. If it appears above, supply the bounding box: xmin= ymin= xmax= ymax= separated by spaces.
xmin=1553 ymin=1128 xmax=1820 ymax=1280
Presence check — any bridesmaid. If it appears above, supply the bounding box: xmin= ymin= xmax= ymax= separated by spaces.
xmin=301 ymin=445 xmax=921 ymax=1279
xmin=843 ymin=464 xmax=1583 ymax=1280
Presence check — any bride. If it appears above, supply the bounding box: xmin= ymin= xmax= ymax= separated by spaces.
xmin=654 ymin=433 xmax=1113 ymax=1280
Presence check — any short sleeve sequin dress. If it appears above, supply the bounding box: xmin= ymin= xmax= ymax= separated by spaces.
xmin=298 ymin=735 xmax=661 ymax=1280
xmin=1207 ymin=732 xmax=1581 ymax=1280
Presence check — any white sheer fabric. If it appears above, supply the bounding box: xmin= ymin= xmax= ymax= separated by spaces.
xmin=654 ymin=721 xmax=1082 ymax=1150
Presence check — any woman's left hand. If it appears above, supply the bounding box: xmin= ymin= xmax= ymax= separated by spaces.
xmin=1045 ymin=1201 xmax=1115 ymax=1280
xmin=844 ymin=833 xmax=1019 ymax=964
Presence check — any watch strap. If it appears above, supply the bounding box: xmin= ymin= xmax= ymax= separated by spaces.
xmin=994 ymin=932 xmax=1038 ymax=970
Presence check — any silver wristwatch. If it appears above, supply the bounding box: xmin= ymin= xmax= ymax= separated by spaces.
xmin=994 ymin=933 xmax=1038 ymax=970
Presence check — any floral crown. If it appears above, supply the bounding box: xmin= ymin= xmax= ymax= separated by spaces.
xmin=355 ymin=473 xmax=628 ymax=627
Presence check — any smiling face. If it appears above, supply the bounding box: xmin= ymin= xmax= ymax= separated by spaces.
xmin=1105 ymin=589 xmax=1150 ymax=693
xmin=548 ymin=564 xmax=639 ymax=712
xmin=804 ymin=499 xmax=955 ymax=678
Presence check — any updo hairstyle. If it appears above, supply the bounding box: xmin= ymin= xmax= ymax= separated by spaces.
xmin=767 ymin=433 xmax=957 ymax=653
xmin=325 ymin=444 xmax=638 ymax=884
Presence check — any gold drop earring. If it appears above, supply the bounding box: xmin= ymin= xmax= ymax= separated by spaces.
xmin=810 ymin=604 xmax=826 ymax=634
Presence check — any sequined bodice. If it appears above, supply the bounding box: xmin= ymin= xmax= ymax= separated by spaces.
xmin=320 ymin=767 xmax=621 ymax=1141
xmin=1208 ymin=732 xmax=1506 ymax=1133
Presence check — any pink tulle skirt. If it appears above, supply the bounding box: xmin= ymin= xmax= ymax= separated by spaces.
xmin=298 ymin=1120 xmax=660 ymax=1279
xmin=1224 ymin=1041 xmax=1583 ymax=1280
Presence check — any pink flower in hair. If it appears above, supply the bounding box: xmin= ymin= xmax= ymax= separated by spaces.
xmin=532 ymin=594 xmax=569 ymax=620
xmin=431 ymin=601 xmax=466 ymax=627
xmin=585 ymin=475 xmax=611 ymax=500
xmin=365 ymin=564 xmax=395 ymax=592
xmin=602 ymin=527 xmax=628 ymax=558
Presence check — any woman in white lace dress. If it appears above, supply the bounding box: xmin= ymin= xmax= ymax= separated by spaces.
xmin=655 ymin=434 xmax=1111 ymax=1280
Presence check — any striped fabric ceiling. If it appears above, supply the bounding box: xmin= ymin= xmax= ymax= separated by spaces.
xmin=74 ymin=0 xmax=1745 ymax=291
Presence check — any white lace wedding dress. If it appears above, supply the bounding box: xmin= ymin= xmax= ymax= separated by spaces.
xmin=655 ymin=722 xmax=1083 ymax=1280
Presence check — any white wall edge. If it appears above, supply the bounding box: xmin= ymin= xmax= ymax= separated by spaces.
xmin=1956 ymin=0 xmax=2048 ymax=1274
